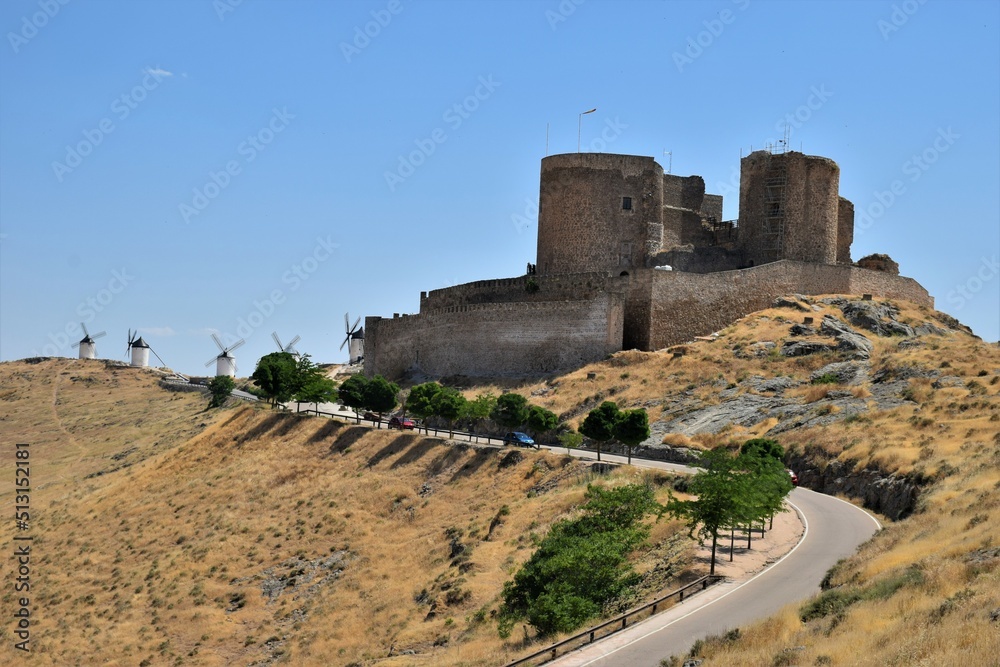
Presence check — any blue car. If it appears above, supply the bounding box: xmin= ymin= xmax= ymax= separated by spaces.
xmin=503 ymin=432 xmax=537 ymax=448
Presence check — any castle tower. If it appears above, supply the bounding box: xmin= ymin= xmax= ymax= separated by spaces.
xmin=737 ymin=151 xmax=840 ymax=266
xmin=536 ymin=153 xmax=664 ymax=276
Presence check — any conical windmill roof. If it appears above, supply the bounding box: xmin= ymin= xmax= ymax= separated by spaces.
xmin=132 ymin=337 xmax=150 ymax=348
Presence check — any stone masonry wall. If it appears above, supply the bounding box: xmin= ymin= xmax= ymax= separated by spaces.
xmin=536 ymin=153 xmax=663 ymax=276
xmin=837 ymin=197 xmax=855 ymax=264
xmin=420 ymin=272 xmax=626 ymax=310
xmin=365 ymin=293 xmax=625 ymax=379
xmin=738 ymin=151 xmax=840 ymax=266
xmin=644 ymin=261 xmax=933 ymax=350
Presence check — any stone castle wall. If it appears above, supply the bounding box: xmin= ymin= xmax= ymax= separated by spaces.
xmin=365 ymin=293 xmax=625 ymax=379
xmin=738 ymin=151 xmax=842 ymax=266
xmin=536 ymin=153 xmax=663 ymax=276
xmin=420 ymin=272 xmax=626 ymax=310
xmin=644 ymin=260 xmax=933 ymax=349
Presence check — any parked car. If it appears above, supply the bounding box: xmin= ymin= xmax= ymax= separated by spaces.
xmin=363 ymin=412 xmax=379 ymax=422
xmin=787 ymin=469 xmax=799 ymax=486
xmin=388 ymin=416 xmax=416 ymax=430
xmin=503 ymin=432 xmax=537 ymax=448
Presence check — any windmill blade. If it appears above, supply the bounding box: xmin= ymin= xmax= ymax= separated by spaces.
xmin=272 ymin=332 xmax=284 ymax=351
xmin=81 ymin=322 xmax=90 ymax=338
xmin=287 ymin=334 xmax=301 ymax=351
xmin=92 ymin=331 xmax=107 ymax=340
xmin=228 ymin=338 xmax=246 ymax=354
xmin=211 ymin=332 xmax=225 ymax=352
xmin=350 ymin=316 xmax=361 ymax=334
xmin=344 ymin=312 xmax=350 ymax=334
xmin=205 ymin=356 xmax=218 ymax=368
xmin=72 ymin=341 xmax=82 ymax=348
xmin=339 ymin=335 xmax=350 ymax=351
xmin=125 ymin=329 xmax=135 ymax=357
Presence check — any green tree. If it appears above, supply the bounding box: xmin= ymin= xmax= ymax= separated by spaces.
xmin=363 ymin=375 xmax=399 ymax=420
xmin=580 ymin=401 xmax=620 ymax=462
xmin=251 ymin=352 xmax=299 ymax=406
xmin=665 ymin=447 xmax=744 ymax=576
xmin=464 ymin=392 xmax=497 ymax=441
xmin=491 ymin=392 xmax=529 ymax=430
xmin=431 ymin=386 xmax=467 ymax=438
xmin=736 ymin=445 xmax=793 ymax=538
xmin=207 ymin=375 xmax=235 ymax=408
xmin=497 ymin=484 xmax=659 ymax=638
xmin=526 ymin=405 xmax=559 ymax=445
xmin=740 ymin=437 xmax=784 ymax=461
xmin=559 ymin=430 xmax=583 ymax=453
xmin=338 ymin=374 xmax=369 ymax=421
xmin=407 ymin=382 xmax=442 ymax=434
xmin=292 ymin=355 xmax=337 ymax=410
xmin=614 ymin=408 xmax=649 ymax=464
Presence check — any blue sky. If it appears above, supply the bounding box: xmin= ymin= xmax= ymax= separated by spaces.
xmin=1 ymin=0 xmax=997 ymax=375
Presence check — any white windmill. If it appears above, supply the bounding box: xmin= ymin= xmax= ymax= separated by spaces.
xmin=205 ymin=333 xmax=244 ymax=377
xmin=271 ymin=332 xmax=301 ymax=360
xmin=340 ymin=313 xmax=364 ymax=365
xmin=74 ymin=323 xmax=106 ymax=359
xmin=125 ymin=329 xmax=150 ymax=367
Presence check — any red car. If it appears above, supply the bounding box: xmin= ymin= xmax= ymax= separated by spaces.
xmin=787 ymin=469 xmax=799 ymax=486
xmin=388 ymin=416 xmax=416 ymax=430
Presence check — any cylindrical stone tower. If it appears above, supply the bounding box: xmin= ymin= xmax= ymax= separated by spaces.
xmin=738 ymin=151 xmax=840 ymax=266
xmin=536 ymin=153 xmax=664 ymax=276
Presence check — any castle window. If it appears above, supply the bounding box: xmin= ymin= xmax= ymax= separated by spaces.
xmin=622 ymin=196 xmax=632 ymax=211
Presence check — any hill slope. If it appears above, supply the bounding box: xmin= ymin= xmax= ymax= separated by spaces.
xmin=2 ymin=294 xmax=997 ymax=666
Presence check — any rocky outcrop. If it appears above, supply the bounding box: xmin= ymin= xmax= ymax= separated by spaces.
xmin=785 ymin=453 xmax=921 ymax=520
xmin=820 ymin=316 xmax=874 ymax=359
xmin=856 ymin=253 xmax=900 ymax=275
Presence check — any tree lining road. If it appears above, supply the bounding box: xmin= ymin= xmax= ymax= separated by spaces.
xmin=291 ymin=402 xmax=881 ymax=666
xmin=547 ymin=466 xmax=881 ymax=667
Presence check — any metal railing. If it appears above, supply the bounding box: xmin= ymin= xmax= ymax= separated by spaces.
xmin=503 ymin=575 xmax=725 ymax=667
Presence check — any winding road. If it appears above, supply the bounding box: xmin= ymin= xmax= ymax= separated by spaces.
xmin=547 ymin=456 xmax=882 ymax=667
xmin=291 ymin=403 xmax=882 ymax=666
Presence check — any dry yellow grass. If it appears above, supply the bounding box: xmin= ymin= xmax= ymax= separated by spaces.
xmin=0 ymin=360 xmax=694 ymax=666
xmin=3 ymin=295 xmax=997 ymax=666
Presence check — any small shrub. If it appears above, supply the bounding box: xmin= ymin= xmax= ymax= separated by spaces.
xmin=812 ymin=373 xmax=839 ymax=385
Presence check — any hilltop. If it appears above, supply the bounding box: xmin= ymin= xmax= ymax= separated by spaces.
xmin=1 ymin=293 xmax=997 ymax=666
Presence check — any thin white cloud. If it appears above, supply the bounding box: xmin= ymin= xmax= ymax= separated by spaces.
xmin=144 ymin=67 xmax=174 ymax=77
xmin=139 ymin=326 xmax=176 ymax=337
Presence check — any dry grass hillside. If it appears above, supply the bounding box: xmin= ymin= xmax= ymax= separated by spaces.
xmin=462 ymin=294 xmax=1000 ymax=665
xmin=0 ymin=360 xmax=695 ymax=666
xmin=2 ymin=294 xmax=997 ymax=666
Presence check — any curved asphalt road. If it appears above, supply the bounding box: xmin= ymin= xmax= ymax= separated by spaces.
xmin=284 ymin=407 xmax=881 ymax=666
xmin=549 ymin=484 xmax=881 ymax=667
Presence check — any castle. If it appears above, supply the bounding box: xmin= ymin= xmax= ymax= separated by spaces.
xmin=364 ymin=149 xmax=932 ymax=379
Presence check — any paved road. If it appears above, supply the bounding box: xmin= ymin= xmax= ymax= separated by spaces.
xmin=549 ymin=486 xmax=881 ymax=667
xmin=287 ymin=405 xmax=881 ymax=666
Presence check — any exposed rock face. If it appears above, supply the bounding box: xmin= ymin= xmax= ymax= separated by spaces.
xmin=789 ymin=323 xmax=817 ymax=337
xmin=782 ymin=340 xmax=835 ymax=357
xmin=774 ymin=296 xmax=810 ymax=311
xmin=820 ymin=316 xmax=874 ymax=359
xmin=856 ymin=253 xmax=900 ymax=275
xmin=841 ymin=300 xmax=915 ymax=337
xmin=785 ymin=454 xmax=921 ymax=520
xmin=810 ymin=361 xmax=871 ymax=385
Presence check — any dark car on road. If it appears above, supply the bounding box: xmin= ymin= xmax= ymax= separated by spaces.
xmin=388 ymin=416 xmax=416 ymax=430
xmin=503 ymin=432 xmax=537 ymax=448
